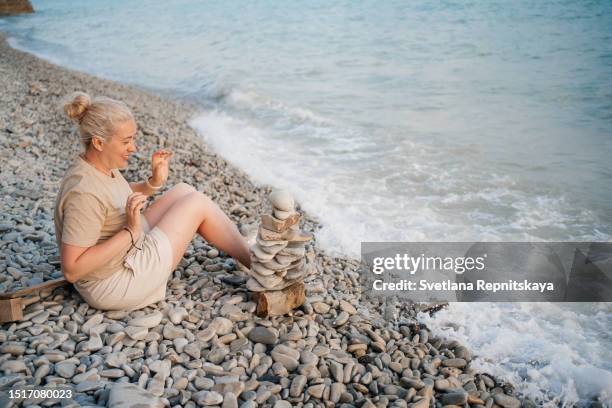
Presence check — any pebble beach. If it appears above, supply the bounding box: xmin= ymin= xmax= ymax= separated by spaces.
xmin=1 ymin=32 xmax=537 ymax=408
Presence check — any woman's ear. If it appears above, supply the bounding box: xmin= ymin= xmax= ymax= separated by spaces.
xmin=92 ymin=136 xmax=104 ymax=151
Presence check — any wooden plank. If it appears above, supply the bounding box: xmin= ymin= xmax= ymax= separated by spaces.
xmin=0 ymin=298 xmax=23 ymax=323
xmin=0 ymin=278 xmax=68 ymax=300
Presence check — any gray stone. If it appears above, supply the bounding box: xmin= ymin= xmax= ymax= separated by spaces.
xmin=169 ymin=307 xmax=188 ymax=325
xmin=441 ymin=392 xmax=468 ymax=405
xmin=307 ymin=384 xmax=325 ymax=399
xmin=125 ymin=325 xmax=149 ymax=340
xmin=442 ymin=358 xmax=467 ymax=368
xmin=128 ymin=311 xmax=163 ymax=328
xmin=55 ymin=361 xmax=76 ymax=378
xmin=105 ymin=352 xmax=127 ymax=368
xmin=1 ymin=360 xmax=27 ymax=373
xmin=163 ymin=323 xmax=184 ymax=340
xmin=81 ymin=313 xmax=104 ymax=334
xmin=210 ymin=317 xmax=233 ymax=335
xmin=333 ymin=311 xmax=350 ymax=326
xmin=76 ymin=380 xmax=104 ymax=392
xmin=494 ymin=394 xmax=521 ymax=408
xmin=222 ymin=392 xmax=238 ymax=408
xmin=248 ymin=327 xmax=278 ymax=345
xmin=107 ymin=382 xmax=164 ymax=408
xmin=290 ymin=375 xmax=307 ymax=397
xmin=174 ymin=337 xmax=189 ymax=353
xmin=0 ymin=342 xmax=26 ymax=356
xmin=31 ymin=310 xmax=50 ymax=324
xmin=194 ymin=390 xmax=223 ymax=405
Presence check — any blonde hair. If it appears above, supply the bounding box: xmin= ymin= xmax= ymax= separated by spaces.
xmin=63 ymin=92 xmax=134 ymax=148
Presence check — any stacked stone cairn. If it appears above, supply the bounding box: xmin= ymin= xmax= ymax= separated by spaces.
xmin=246 ymin=189 xmax=312 ymax=316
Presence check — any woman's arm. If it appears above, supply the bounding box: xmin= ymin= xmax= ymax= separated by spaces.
xmin=130 ymin=150 xmax=173 ymax=195
xmin=61 ymin=229 xmax=135 ymax=283
xmin=61 ymin=192 xmax=148 ymax=283
xmin=129 ymin=178 xmax=161 ymax=197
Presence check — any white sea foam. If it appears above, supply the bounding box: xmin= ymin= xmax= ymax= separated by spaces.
xmin=419 ymin=303 xmax=612 ymax=406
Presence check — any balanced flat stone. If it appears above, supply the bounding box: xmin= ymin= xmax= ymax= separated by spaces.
xmin=259 ymin=241 xmax=288 ymax=255
xmin=256 ymin=235 xmax=288 ymax=247
xmin=250 ymin=245 xmax=276 ymax=262
xmin=261 ymin=259 xmax=291 ymax=271
xmin=259 ymin=225 xmax=313 ymax=242
xmin=260 ymin=213 xmax=300 ymax=233
xmin=275 ymin=254 xmax=301 ymax=265
xmin=252 ymin=262 xmax=278 ymax=276
xmin=251 ymin=272 xmax=285 ymax=290
xmin=273 ymin=209 xmax=292 ymax=220
xmin=269 ymin=189 xmax=295 ymax=212
xmin=278 ymin=246 xmax=306 ymax=257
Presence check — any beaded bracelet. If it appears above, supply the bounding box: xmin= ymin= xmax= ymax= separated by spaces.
xmin=123 ymin=226 xmax=142 ymax=251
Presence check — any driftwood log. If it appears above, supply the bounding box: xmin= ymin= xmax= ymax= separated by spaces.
xmin=251 ymin=281 xmax=306 ymax=317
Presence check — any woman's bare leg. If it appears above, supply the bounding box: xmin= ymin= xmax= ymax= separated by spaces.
xmin=143 ymin=182 xmax=196 ymax=228
xmin=155 ymin=191 xmax=251 ymax=270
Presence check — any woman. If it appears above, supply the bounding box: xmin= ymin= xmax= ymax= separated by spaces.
xmin=54 ymin=92 xmax=251 ymax=311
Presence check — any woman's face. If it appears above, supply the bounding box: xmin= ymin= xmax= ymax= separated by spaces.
xmin=98 ymin=119 xmax=138 ymax=169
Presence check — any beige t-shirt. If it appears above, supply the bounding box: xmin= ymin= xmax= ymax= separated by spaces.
xmin=54 ymin=155 xmax=146 ymax=281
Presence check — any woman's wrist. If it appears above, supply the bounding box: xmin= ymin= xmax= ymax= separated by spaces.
xmin=146 ymin=176 xmax=163 ymax=191
xmin=123 ymin=225 xmax=143 ymax=250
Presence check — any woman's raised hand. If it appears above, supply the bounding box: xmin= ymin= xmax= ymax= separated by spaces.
xmin=125 ymin=192 xmax=147 ymax=237
xmin=150 ymin=149 xmax=173 ymax=187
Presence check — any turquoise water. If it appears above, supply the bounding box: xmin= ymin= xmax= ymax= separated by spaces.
xmin=2 ymin=0 xmax=611 ymax=404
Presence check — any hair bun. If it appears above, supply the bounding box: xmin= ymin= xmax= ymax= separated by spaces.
xmin=63 ymin=91 xmax=91 ymax=121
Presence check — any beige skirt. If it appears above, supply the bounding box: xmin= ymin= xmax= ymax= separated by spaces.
xmin=75 ymin=218 xmax=174 ymax=311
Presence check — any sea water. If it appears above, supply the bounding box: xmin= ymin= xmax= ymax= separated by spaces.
xmin=1 ymin=0 xmax=611 ymax=404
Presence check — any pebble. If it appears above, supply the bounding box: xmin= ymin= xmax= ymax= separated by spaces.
xmin=173 ymin=337 xmax=188 ymax=353
xmin=125 ymin=325 xmax=149 ymax=340
xmin=248 ymin=327 xmax=278 ymax=344
xmin=31 ymin=310 xmax=50 ymax=324
xmin=441 ymin=391 xmax=468 ymax=405
xmin=128 ymin=311 xmax=163 ymax=328
xmin=55 ymin=361 xmax=76 ymax=378
xmin=290 ymin=375 xmax=307 ymax=397
xmin=0 ymin=342 xmax=26 ymax=356
xmin=107 ymin=382 xmax=164 ymax=408
xmin=339 ymin=300 xmax=357 ymax=315
xmin=105 ymin=352 xmax=127 ymax=368
xmin=494 ymin=394 xmax=521 ymax=408
xmin=81 ymin=313 xmax=104 ymax=334
xmin=442 ymin=358 xmax=467 ymax=368
xmin=222 ymin=392 xmax=238 ymax=408
xmin=307 ymin=384 xmax=325 ymax=399
xmin=163 ymin=323 xmax=184 ymax=340
xmin=194 ymin=390 xmax=224 ymax=405
xmin=168 ymin=307 xmax=188 ymax=324
xmin=333 ymin=311 xmax=350 ymax=326
xmin=210 ymin=317 xmax=233 ymax=335
xmin=1 ymin=360 xmax=27 ymax=373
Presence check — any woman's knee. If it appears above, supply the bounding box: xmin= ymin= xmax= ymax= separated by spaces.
xmin=187 ymin=190 xmax=214 ymax=208
xmin=172 ymin=182 xmax=197 ymax=195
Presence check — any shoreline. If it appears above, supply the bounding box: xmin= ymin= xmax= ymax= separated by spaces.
xmin=0 ymin=32 xmax=536 ymax=407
